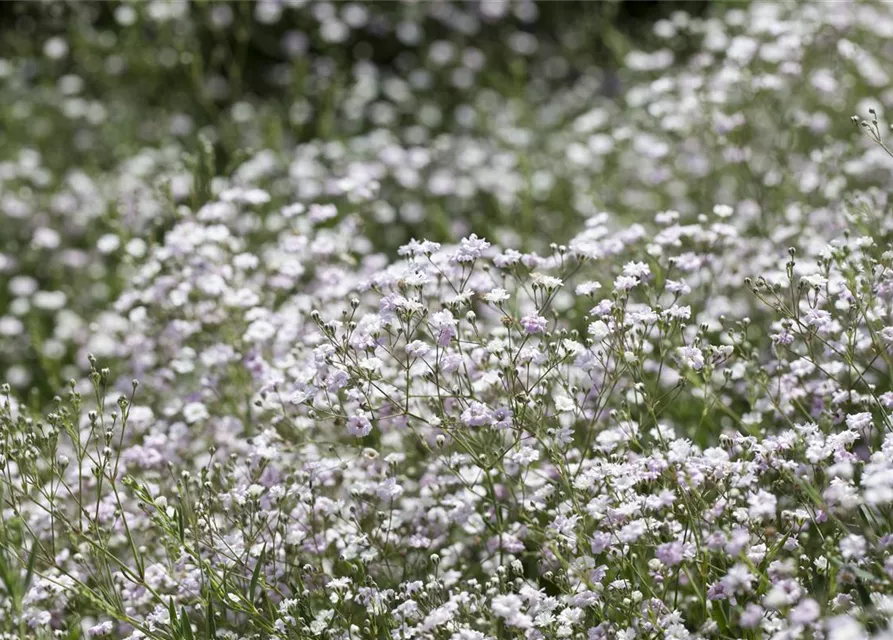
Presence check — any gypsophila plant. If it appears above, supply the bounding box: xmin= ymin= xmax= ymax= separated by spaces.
xmin=6 ymin=1 xmax=893 ymax=639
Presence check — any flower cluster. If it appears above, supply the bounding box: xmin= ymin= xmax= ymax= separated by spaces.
xmin=4 ymin=1 xmax=893 ymax=639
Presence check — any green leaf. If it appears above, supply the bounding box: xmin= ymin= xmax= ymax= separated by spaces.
xmin=249 ymin=545 xmax=265 ymax=605
xmin=23 ymin=540 xmax=38 ymax=594
xmin=177 ymin=505 xmax=186 ymax=543
xmin=0 ymin=550 xmax=16 ymax=601
xmin=206 ymin=599 xmax=217 ymax=639
xmin=168 ymin=598 xmax=179 ymax=636
xmin=181 ymin=606 xmax=194 ymax=640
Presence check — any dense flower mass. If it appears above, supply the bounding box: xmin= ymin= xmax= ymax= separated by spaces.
xmin=5 ymin=1 xmax=893 ymax=639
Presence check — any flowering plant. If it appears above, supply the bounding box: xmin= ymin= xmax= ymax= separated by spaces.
xmin=4 ymin=2 xmax=893 ymax=639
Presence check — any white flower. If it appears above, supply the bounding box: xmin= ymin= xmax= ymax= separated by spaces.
xmin=622 ymin=261 xmax=651 ymax=279
xmin=530 ymin=273 xmax=563 ymax=289
xmin=575 ymin=281 xmax=602 ymax=296
xmin=713 ymin=204 xmax=734 ymax=218
xmin=613 ymin=275 xmax=639 ymax=291
xmin=97 ymin=234 xmax=121 ymax=254
xmin=405 ymin=340 xmax=431 ymax=357
xmin=555 ymin=395 xmax=575 ymax=413
xmin=589 ymin=320 xmax=610 ymax=341
xmin=359 ymin=357 xmax=383 ymax=372
xmin=183 ymin=402 xmax=209 ymax=424
xmin=491 ymin=594 xmax=531 ymax=629
xmin=662 ymin=305 xmax=691 ymax=320
xmin=484 ymin=287 xmax=510 ymax=303
xmin=845 ymin=413 xmax=872 ymax=431
xmin=309 ymin=203 xmax=338 ymax=222
xmin=747 ymin=490 xmax=777 ymax=521
xmin=453 ymin=234 xmax=490 ymax=262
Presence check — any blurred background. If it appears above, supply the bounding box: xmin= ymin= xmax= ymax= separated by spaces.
xmin=0 ymin=1 xmax=709 ymax=173
xmin=0 ymin=0 xmax=886 ymax=403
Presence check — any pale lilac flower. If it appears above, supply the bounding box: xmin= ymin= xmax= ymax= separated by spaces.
xmin=665 ymin=279 xmax=691 ymax=294
xmin=376 ymin=478 xmax=403 ymax=501
xmin=790 ymin=598 xmax=820 ymax=625
xmin=308 ymin=203 xmax=338 ymax=223
xmin=493 ymin=406 xmax=513 ymax=430
xmin=655 ymin=541 xmax=686 ymax=566
xmin=590 ymin=300 xmax=613 ymax=317
xmin=839 ymin=534 xmax=866 ymax=560
xmin=740 ymin=603 xmax=764 ymax=629
xmin=347 ymin=415 xmax=372 ymax=437
xmin=803 ymin=308 xmax=831 ymax=330
xmin=430 ymin=310 xmax=457 ymax=346
xmin=88 ymin=621 xmax=114 ymax=636
xmin=405 ymin=340 xmax=431 ymax=357
xmin=461 ymin=401 xmax=494 ymax=427
xmin=520 ymin=314 xmax=547 ymax=334
xmin=676 ymin=346 xmax=704 ymax=370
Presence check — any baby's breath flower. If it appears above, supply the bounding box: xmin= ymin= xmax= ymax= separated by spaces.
xmin=347 ymin=414 xmax=373 ymax=437
xmin=520 ymin=314 xmax=547 ymax=334
xmin=5 ymin=4 xmax=893 ymax=638
xmin=676 ymin=346 xmax=704 ymax=370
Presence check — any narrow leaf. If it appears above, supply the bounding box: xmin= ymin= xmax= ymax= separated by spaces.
xmin=23 ymin=539 xmax=38 ymax=594
xmin=249 ymin=545 xmax=265 ymax=604
xmin=177 ymin=506 xmax=185 ymax=543
xmin=168 ymin=598 xmax=179 ymax=635
xmin=206 ymin=599 xmax=217 ymax=639
xmin=181 ymin=606 xmax=194 ymax=640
